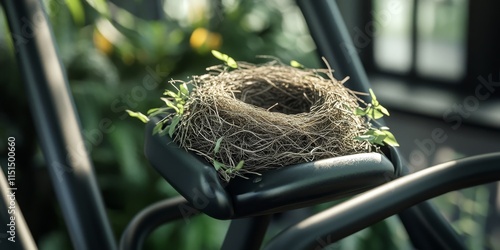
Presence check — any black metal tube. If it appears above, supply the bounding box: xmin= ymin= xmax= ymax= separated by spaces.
xmin=296 ymin=0 xmax=372 ymax=102
xmin=265 ymin=152 xmax=500 ymax=250
xmin=1 ymin=0 xmax=116 ymax=249
xmin=0 ymin=167 xmax=37 ymax=250
xmin=409 ymin=0 xmax=419 ymax=77
xmin=119 ymin=196 xmax=194 ymax=250
xmin=296 ymin=2 xmax=464 ymax=249
xmin=399 ymin=200 xmax=465 ymax=250
xmin=221 ymin=215 xmax=271 ymax=250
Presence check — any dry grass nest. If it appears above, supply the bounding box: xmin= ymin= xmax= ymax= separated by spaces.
xmin=173 ymin=60 xmax=374 ymax=181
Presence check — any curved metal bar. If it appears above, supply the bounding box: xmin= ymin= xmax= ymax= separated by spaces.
xmin=399 ymin=201 xmax=465 ymax=250
xmin=294 ymin=1 xmax=462 ymax=247
xmin=145 ymin=117 xmax=399 ymax=219
xmin=1 ymin=0 xmax=117 ymax=249
xmin=413 ymin=201 xmax=464 ymax=248
xmin=145 ymin=118 xmax=234 ymax=220
xmin=119 ymin=196 xmax=197 ymax=250
xmin=296 ymin=0 xmax=372 ymax=102
xmin=225 ymin=152 xmax=395 ymax=218
xmin=265 ymin=153 xmax=500 ymax=250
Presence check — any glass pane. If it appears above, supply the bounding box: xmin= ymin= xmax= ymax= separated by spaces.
xmin=416 ymin=0 xmax=468 ymax=81
xmin=373 ymin=0 xmax=413 ymax=73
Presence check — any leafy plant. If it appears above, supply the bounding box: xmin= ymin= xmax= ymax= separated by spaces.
xmin=127 ymin=81 xmax=190 ymax=138
xmin=127 ymin=51 xmax=247 ymax=176
xmin=355 ymin=89 xmax=399 ymax=147
xmin=127 ymin=50 xmax=237 ymax=138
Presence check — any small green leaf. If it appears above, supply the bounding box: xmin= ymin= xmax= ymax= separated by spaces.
xmin=161 ymin=98 xmax=179 ymax=113
xmin=382 ymin=130 xmax=400 ymax=147
xmin=214 ymin=137 xmax=224 ymax=153
xmin=375 ymin=104 xmax=390 ymax=116
xmin=161 ymin=97 xmax=174 ymax=107
xmin=147 ymin=108 xmax=160 ymax=115
xmin=126 ymin=110 xmax=149 ymax=123
xmin=357 ymin=129 xmax=390 ymax=146
xmin=174 ymin=96 xmax=184 ymax=103
xmin=164 ymin=90 xmax=178 ymax=98
xmin=373 ymin=133 xmax=387 ymax=145
xmin=235 ymin=160 xmax=245 ymax=170
xmin=226 ymin=57 xmax=238 ymax=68
xmin=179 ymin=83 xmax=189 ymax=96
xmin=213 ymin=160 xmax=223 ymax=171
xmin=168 ymin=115 xmax=180 ymax=138
xmin=369 ymin=88 xmax=379 ymax=105
xmin=211 ymin=50 xmax=238 ymax=68
xmin=369 ymin=89 xmax=377 ymax=100
xmin=373 ymin=129 xmax=387 ymax=137
xmin=290 ymin=60 xmax=304 ymax=68
xmin=211 ymin=50 xmax=224 ymax=60
xmin=380 ymin=126 xmax=390 ymax=131
xmin=367 ymin=107 xmax=384 ymax=119
xmin=355 ymin=107 xmax=367 ymax=116
xmin=355 ymin=89 xmax=389 ymax=119
xmin=148 ymin=108 xmax=171 ymax=117
xmin=177 ymin=104 xmax=184 ymax=115
xmin=152 ymin=123 xmax=163 ymax=135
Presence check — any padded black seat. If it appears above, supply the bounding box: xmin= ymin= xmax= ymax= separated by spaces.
xmin=144 ymin=117 xmax=400 ymax=219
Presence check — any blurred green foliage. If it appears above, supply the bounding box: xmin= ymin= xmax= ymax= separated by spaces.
xmin=0 ymin=0 xmax=495 ymax=249
xmin=0 ymin=0 xmax=318 ymax=249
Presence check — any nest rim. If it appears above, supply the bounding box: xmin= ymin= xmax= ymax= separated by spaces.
xmin=172 ymin=60 xmax=373 ymax=181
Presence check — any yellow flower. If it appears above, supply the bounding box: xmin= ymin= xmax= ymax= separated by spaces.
xmin=189 ymin=27 xmax=222 ymax=53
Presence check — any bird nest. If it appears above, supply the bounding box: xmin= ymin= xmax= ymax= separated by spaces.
xmin=172 ymin=61 xmax=373 ymax=181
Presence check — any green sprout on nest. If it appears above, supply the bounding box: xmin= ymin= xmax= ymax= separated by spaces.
xmin=211 ymin=50 xmax=238 ymax=69
xmin=290 ymin=60 xmax=305 ymax=69
xmin=127 ymin=50 xmax=245 ymax=174
xmin=126 ymin=110 xmax=149 ymax=123
xmin=212 ymin=136 xmax=245 ymax=175
xmin=126 ymin=81 xmax=190 ymax=138
xmin=354 ymin=89 xmax=399 ymax=147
